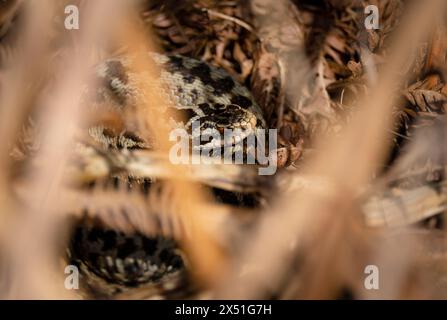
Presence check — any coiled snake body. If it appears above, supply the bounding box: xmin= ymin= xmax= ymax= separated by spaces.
xmin=70 ymin=53 xmax=267 ymax=298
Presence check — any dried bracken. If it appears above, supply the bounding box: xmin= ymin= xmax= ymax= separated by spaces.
xmin=0 ymin=0 xmax=447 ymax=300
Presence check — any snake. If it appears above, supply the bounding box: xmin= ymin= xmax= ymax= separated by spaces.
xmin=67 ymin=52 xmax=267 ymax=299
xmin=64 ymin=52 xmax=447 ymax=299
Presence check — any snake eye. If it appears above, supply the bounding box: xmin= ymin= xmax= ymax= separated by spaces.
xmin=68 ymin=219 xmax=186 ymax=294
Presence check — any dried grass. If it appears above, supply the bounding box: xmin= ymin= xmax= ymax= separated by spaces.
xmin=0 ymin=0 xmax=447 ymax=299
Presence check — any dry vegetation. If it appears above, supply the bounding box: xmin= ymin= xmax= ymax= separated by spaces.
xmin=0 ymin=0 xmax=447 ymax=299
